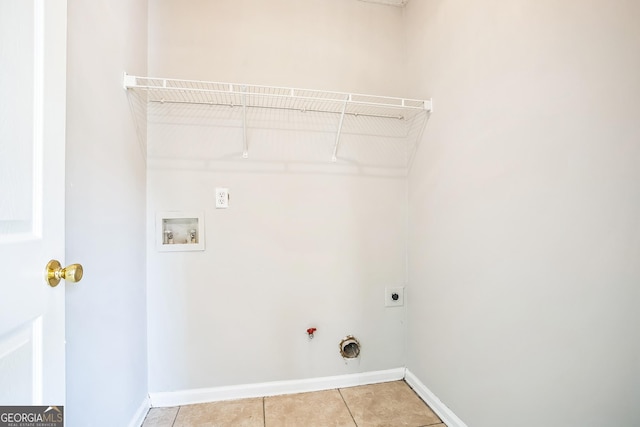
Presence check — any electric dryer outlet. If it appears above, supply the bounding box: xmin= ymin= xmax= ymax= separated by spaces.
xmin=385 ymin=286 xmax=404 ymax=307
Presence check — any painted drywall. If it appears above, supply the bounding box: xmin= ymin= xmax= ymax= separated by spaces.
xmin=65 ymin=0 xmax=148 ymax=425
xmin=146 ymin=0 xmax=409 ymax=393
xmin=147 ymin=167 xmax=407 ymax=391
xmin=405 ymin=1 xmax=640 ymax=426
xmin=148 ymin=0 xmax=407 ymax=96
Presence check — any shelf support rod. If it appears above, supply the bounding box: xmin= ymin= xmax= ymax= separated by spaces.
xmin=242 ymin=86 xmax=248 ymax=159
xmin=332 ymin=98 xmax=349 ymax=162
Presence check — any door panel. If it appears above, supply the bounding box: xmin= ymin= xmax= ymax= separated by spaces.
xmin=0 ymin=0 xmax=36 ymax=238
xmin=0 ymin=320 xmax=42 ymax=404
xmin=0 ymin=0 xmax=67 ymax=406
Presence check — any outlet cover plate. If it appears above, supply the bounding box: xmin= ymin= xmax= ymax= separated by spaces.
xmin=385 ymin=286 xmax=404 ymax=307
xmin=215 ymin=188 xmax=229 ymax=208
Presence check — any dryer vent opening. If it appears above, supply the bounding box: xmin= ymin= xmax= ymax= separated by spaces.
xmin=339 ymin=335 xmax=361 ymax=359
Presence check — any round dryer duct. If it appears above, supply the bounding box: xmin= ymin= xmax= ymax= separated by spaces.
xmin=339 ymin=335 xmax=361 ymax=359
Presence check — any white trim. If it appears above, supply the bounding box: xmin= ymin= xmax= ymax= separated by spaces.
xmin=149 ymin=368 xmax=405 ymax=408
xmin=405 ymin=369 xmax=469 ymax=427
xmin=128 ymin=396 xmax=151 ymax=427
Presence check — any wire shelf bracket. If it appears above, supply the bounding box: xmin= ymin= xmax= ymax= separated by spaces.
xmin=332 ymin=99 xmax=349 ymax=162
xmin=123 ymin=73 xmax=433 ymax=163
xmin=241 ymin=86 xmax=248 ymax=159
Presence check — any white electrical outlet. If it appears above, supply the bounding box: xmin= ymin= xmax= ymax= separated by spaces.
xmin=215 ymin=188 xmax=229 ymax=208
xmin=385 ymin=286 xmax=404 ymax=307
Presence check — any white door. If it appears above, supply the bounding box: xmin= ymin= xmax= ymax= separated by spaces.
xmin=0 ymin=0 xmax=69 ymax=405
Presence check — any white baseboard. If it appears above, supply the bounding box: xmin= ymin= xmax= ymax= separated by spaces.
xmin=128 ymin=395 xmax=151 ymax=427
xmin=149 ymin=368 xmax=405 ymax=408
xmin=404 ymin=369 xmax=468 ymax=427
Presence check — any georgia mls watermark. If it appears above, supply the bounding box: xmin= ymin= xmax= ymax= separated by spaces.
xmin=0 ymin=406 xmax=63 ymax=427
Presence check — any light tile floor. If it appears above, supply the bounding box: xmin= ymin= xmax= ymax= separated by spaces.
xmin=142 ymin=380 xmax=446 ymax=427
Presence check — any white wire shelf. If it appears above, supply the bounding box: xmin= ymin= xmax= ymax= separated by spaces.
xmin=124 ymin=73 xmax=431 ymax=163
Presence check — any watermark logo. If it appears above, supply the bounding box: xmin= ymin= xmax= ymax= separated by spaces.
xmin=0 ymin=406 xmax=63 ymax=427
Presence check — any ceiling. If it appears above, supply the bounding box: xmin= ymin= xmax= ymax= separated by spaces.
xmin=358 ymin=0 xmax=409 ymax=7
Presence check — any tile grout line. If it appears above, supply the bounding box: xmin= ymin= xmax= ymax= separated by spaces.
xmin=337 ymin=388 xmax=359 ymax=427
xmin=262 ymin=397 xmax=266 ymax=427
xmin=171 ymin=406 xmax=180 ymax=427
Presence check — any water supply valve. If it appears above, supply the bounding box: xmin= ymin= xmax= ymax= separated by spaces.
xmin=306 ymin=327 xmax=317 ymax=339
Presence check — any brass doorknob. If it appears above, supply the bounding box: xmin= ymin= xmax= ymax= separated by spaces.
xmin=45 ymin=260 xmax=83 ymax=287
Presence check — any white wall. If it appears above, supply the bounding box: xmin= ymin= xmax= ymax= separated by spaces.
xmin=405 ymin=1 xmax=640 ymax=426
xmin=148 ymin=0 xmax=407 ymax=96
xmin=146 ymin=0 xmax=409 ymax=393
xmin=65 ymin=0 xmax=148 ymax=425
xmin=147 ymin=168 xmax=407 ymax=391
